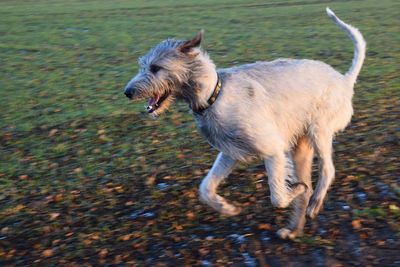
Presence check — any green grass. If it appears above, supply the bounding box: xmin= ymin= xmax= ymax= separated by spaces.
xmin=1 ymin=0 xmax=399 ymax=128
xmin=1 ymin=0 xmax=399 ymax=265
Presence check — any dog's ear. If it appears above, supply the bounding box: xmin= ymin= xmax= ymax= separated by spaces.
xmin=179 ymin=30 xmax=203 ymax=55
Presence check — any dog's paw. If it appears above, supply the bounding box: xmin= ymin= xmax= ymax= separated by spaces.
xmin=306 ymin=196 xmax=323 ymax=219
xmin=199 ymin=192 xmax=242 ymax=216
xmin=220 ymin=203 xmax=242 ymax=216
xmin=277 ymin=228 xmax=301 ymax=240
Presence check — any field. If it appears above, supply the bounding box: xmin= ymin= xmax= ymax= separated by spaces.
xmin=1 ymin=0 xmax=399 ymax=265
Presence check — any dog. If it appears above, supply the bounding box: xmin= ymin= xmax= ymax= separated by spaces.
xmin=123 ymin=8 xmax=366 ymax=239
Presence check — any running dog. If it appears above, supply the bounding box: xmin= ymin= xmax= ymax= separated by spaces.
xmin=123 ymin=8 xmax=366 ymax=239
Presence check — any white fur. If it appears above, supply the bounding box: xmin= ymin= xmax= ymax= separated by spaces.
xmin=125 ymin=8 xmax=366 ymax=239
xmin=194 ymin=8 xmax=366 ymax=237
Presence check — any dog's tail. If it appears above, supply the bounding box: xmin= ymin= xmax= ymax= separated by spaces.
xmin=326 ymin=7 xmax=366 ymax=84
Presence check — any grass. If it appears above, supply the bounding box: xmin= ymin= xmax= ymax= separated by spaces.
xmin=1 ymin=0 xmax=399 ymax=265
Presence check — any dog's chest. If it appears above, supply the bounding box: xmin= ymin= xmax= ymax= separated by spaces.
xmin=194 ymin=113 xmax=257 ymax=161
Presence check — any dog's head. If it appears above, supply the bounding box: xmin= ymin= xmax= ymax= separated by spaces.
xmin=124 ymin=31 xmax=209 ymax=117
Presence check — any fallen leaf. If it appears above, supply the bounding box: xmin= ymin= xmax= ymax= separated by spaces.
xmin=258 ymin=223 xmax=272 ymax=230
xmin=49 ymin=213 xmax=60 ymax=220
xmin=42 ymin=249 xmax=53 ymax=258
xmin=48 ymin=129 xmax=58 ymax=137
xmin=83 ymin=240 xmax=92 ymax=247
xmin=125 ymin=201 xmax=134 ymax=206
xmin=198 ymin=247 xmax=209 ymax=256
xmin=352 ymin=219 xmax=362 ymax=229
xmin=186 ymin=211 xmax=195 ymax=220
xmin=99 ymin=248 xmax=108 ymax=258
xmin=389 ymin=204 xmax=399 ymax=212
xmin=146 ymin=175 xmax=156 ymax=186
xmin=19 ymin=174 xmax=28 ymax=180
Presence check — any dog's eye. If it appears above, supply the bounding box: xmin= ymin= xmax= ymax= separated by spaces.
xmin=150 ymin=65 xmax=162 ymax=74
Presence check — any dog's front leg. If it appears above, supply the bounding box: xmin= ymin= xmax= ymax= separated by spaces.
xmin=199 ymin=152 xmax=241 ymax=216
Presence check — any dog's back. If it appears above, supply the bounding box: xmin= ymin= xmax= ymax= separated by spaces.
xmin=206 ymin=58 xmax=351 ymax=158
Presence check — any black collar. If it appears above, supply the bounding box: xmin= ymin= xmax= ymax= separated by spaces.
xmin=193 ymin=73 xmax=222 ymax=115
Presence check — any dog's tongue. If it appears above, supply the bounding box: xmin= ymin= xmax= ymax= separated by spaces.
xmin=148 ymin=95 xmax=160 ymax=106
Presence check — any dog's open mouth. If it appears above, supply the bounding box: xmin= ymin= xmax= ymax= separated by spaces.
xmin=145 ymin=92 xmax=170 ymax=113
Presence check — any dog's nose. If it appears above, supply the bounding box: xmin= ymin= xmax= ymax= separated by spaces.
xmin=124 ymin=88 xmax=133 ymax=99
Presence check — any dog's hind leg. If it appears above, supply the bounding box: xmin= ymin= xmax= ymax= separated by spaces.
xmin=264 ymin=152 xmax=307 ymax=209
xmin=307 ymin=130 xmax=335 ymax=219
xmin=199 ymin=152 xmax=241 ymax=216
xmin=277 ymin=136 xmax=314 ymax=239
